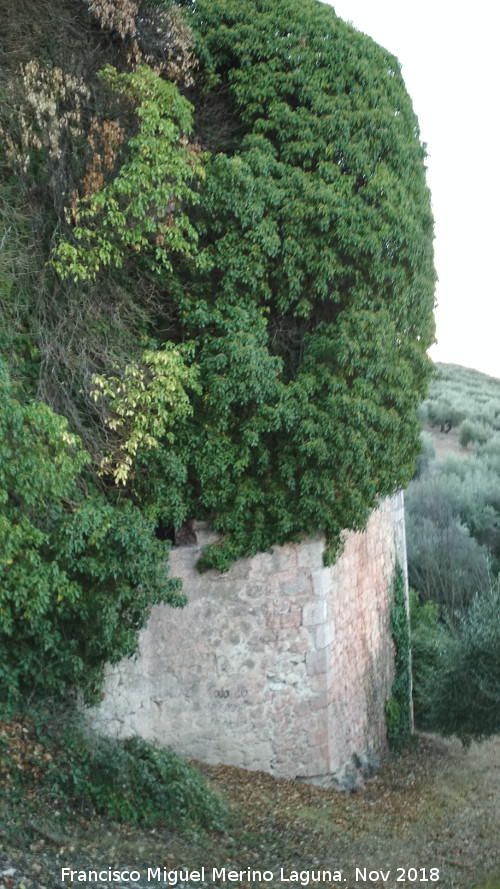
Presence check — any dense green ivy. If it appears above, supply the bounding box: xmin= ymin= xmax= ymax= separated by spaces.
xmin=0 ymin=359 xmax=184 ymax=704
xmin=51 ymin=64 xmax=205 ymax=282
xmin=0 ymin=0 xmax=436 ymax=702
xmin=186 ymin=0 xmax=435 ymax=334
xmin=156 ymin=0 xmax=436 ymax=568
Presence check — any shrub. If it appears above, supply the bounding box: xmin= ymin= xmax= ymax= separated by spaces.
xmin=436 ymin=455 xmax=500 ymax=538
xmin=427 ymin=399 xmax=464 ymax=432
xmin=459 ymin=418 xmax=491 ymax=449
xmin=50 ymin=729 xmax=226 ymax=829
xmin=426 ymin=364 xmax=500 ymax=435
xmin=416 ymin=584 xmax=500 ymax=744
xmin=409 ymin=590 xmax=451 ymax=726
xmin=408 ymin=362 xmax=500 ymax=742
xmin=405 ymin=512 xmax=491 ymax=617
xmin=405 ymin=462 xmax=500 ymax=614
xmin=412 ymin=431 xmax=436 ymax=479
xmin=0 ymin=358 xmax=184 ymax=705
xmin=51 ymin=64 xmax=205 ymax=282
xmin=1 ymin=707 xmax=226 ymax=831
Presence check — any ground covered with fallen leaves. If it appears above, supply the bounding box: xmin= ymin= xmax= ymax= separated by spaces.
xmin=1 ymin=716 xmax=499 ymax=889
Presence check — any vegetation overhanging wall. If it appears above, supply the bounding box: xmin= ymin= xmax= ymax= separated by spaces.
xmin=89 ymin=492 xmax=408 ymax=790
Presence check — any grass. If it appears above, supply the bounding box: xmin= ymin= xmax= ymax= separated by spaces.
xmin=1 ymin=718 xmax=499 ymax=889
xmin=473 ymin=880 xmax=500 ymax=889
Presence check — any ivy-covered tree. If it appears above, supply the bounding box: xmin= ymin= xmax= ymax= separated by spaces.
xmin=150 ymin=0 xmax=436 ymax=568
xmin=51 ymin=64 xmax=205 ymax=282
xmin=0 ymin=0 xmax=436 ymax=699
xmin=9 ymin=0 xmax=435 ymax=571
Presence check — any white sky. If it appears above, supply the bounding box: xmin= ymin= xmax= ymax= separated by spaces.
xmin=321 ymin=0 xmax=500 ymax=380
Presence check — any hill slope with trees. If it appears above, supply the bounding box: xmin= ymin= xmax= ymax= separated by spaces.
xmin=407 ymin=363 xmax=500 ymax=742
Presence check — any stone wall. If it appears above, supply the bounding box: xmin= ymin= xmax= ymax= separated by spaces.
xmin=88 ymin=491 xmax=408 ymax=790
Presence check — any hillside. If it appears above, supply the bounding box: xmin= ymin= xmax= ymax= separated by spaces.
xmin=405 ymin=360 xmax=500 ymax=744
xmin=421 ymin=362 xmax=500 ymax=455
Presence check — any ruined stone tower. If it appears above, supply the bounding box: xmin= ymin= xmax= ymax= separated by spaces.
xmin=89 ymin=491 xmax=408 ymax=790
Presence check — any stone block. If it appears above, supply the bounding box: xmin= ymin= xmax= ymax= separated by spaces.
xmin=260 ymin=546 xmax=297 ymax=574
xmin=315 ymin=621 xmax=334 ymax=649
xmin=287 ymin=633 xmax=310 ymax=654
xmin=309 ymin=691 xmax=328 ymax=711
xmin=311 ymin=568 xmax=331 ymax=598
xmin=286 ymin=670 xmax=305 ymax=686
xmin=297 ymin=538 xmax=324 ymax=569
xmin=305 ymin=648 xmax=328 ymax=677
xmin=280 ymin=611 xmax=302 ymax=629
xmin=302 ymin=599 xmax=327 ymax=626
xmin=278 ymin=572 xmax=310 ymax=597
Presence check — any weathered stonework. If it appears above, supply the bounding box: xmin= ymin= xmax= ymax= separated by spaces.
xmin=88 ymin=491 xmax=408 ymax=790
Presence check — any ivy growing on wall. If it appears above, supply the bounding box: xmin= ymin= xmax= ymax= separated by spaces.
xmin=0 ymin=0 xmax=435 ymax=701
xmin=166 ymin=0 xmax=436 ymax=569
xmin=51 ymin=64 xmax=205 ymax=282
xmin=385 ymin=566 xmax=413 ymax=751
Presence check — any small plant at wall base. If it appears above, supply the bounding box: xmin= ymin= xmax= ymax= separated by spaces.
xmin=385 ymin=566 xmax=412 ymax=751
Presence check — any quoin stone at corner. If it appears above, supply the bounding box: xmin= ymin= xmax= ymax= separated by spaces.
xmin=88 ymin=491 xmax=408 ymax=791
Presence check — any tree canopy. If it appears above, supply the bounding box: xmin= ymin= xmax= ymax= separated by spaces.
xmin=0 ymin=0 xmax=435 ymax=698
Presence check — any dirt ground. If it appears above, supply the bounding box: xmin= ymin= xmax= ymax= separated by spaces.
xmin=1 ymin=732 xmax=499 ymax=889
xmin=424 ymin=426 xmax=466 ymax=461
